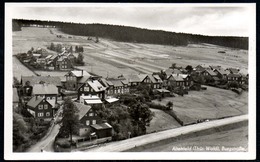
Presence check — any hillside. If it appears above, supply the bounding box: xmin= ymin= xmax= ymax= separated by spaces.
xmin=12 ymin=27 xmax=248 ymax=79
xmin=13 ymin=19 xmax=248 ymax=50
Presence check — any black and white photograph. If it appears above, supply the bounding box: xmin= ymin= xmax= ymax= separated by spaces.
xmin=5 ymin=3 xmax=256 ymax=160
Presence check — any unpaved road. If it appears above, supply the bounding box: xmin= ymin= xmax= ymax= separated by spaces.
xmin=80 ymin=114 xmax=247 ymax=152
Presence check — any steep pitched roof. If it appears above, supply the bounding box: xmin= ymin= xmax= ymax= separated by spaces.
xmin=153 ymin=75 xmax=163 ymax=83
xmin=27 ymin=96 xmax=44 ymax=108
xmin=169 ymin=74 xmax=184 ymax=81
xmin=109 ymin=79 xmax=123 ymax=87
xmin=147 ymin=74 xmax=157 ymax=83
xmin=120 ymin=79 xmax=129 ymax=85
xmin=215 ymin=68 xmax=229 ymax=75
xmin=99 ymin=78 xmax=109 ymax=87
xmin=32 ymin=83 xmax=58 ymax=95
xmin=57 ymin=56 xmax=68 ymax=62
xmin=137 ymin=74 xmax=148 ymax=82
xmin=21 ymin=76 xmax=62 ymax=87
xmin=73 ymin=102 xmax=91 ymax=120
xmin=164 ymin=68 xmax=174 ymax=76
xmin=205 ymin=70 xmax=217 ymax=76
xmin=87 ymin=80 xmax=106 ymax=92
xmin=13 ymin=88 xmax=19 ymax=103
xmin=228 ymin=68 xmax=240 ymax=74
xmin=50 ymin=54 xmax=58 ymax=60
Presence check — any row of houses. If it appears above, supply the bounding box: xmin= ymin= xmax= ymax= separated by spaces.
xmin=19 ymin=47 xmax=81 ymax=70
xmin=193 ymin=65 xmax=248 ymax=84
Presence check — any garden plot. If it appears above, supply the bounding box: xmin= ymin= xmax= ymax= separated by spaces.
xmin=146 ymin=108 xmax=181 ymax=134
xmin=152 ymin=86 xmax=248 ymax=125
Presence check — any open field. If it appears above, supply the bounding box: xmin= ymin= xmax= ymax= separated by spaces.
xmin=152 ymin=86 xmax=248 ymax=125
xmin=13 ymin=27 xmax=248 ymax=79
xmin=146 ymin=108 xmax=181 ymax=134
xmin=13 ymin=56 xmax=36 ymax=80
xmin=140 ymin=125 xmax=248 ymax=152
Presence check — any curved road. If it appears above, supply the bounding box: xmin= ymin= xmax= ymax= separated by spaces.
xmin=80 ymin=114 xmax=248 ymax=152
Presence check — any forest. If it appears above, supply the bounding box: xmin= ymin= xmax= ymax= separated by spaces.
xmin=13 ymin=19 xmax=248 ymax=50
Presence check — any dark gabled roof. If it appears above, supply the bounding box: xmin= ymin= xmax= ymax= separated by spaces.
xmin=153 ymin=75 xmax=163 ymax=83
xmin=214 ymin=68 xmax=229 ymax=75
xmin=27 ymin=96 xmax=44 ymax=108
xmin=137 ymin=74 xmax=148 ymax=82
xmin=73 ymin=102 xmax=91 ymax=120
xmin=21 ymin=76 xmax=62 ymax=87
xmin=13 ymin=88 xmax=19 ymax=103
xmin=32 ymin=83 xmax=59 ymax=95
xmin=168 ymin=74 xmax=184 ymax=81
xmin=205 ymin=70 xmax=217 ymax=76
xmin=147 ymin=74 xmax=157 ymax=83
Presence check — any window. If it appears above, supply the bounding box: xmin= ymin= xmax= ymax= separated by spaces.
xmin=89 ymin=113 xmax=93 ymax=116
xmin=84 ymin=87 xmax=89 ymax=91
xmin=92 ymin=120 xmax=96 ymax=125
xmin=86 ymin=120 xmax=90 ymax=126
xmin=38 ymin=105 xmax=43 ymax=109
xmin=44 ymin=104 xmax=48 ymax=109
xmin=38 ymin=113 xmax=44 ymax=117
xmin=47 ymin=97 xmax=50 ymax=100
xmin=52 ymin=97 xmax=56 ymax=100
xmin=46 ymin=112 xmax=50 ymax=116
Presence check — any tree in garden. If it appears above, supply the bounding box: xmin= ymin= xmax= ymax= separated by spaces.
xmin=128 ymin=103 xmax=154 ymax=135
xmin=185 ymin=65 xmax=193 ymax=74
xmin=170 ymin=63 xmax=176 ymax=69
xmin=166 ymin=101 xmax=173 ymax=110
xmin=60 ymin=98 xmax=79 ymax=144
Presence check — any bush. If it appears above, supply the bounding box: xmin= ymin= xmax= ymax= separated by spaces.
xmin=55 ymin=140 xmax=71 ymax=148
xmin=146 ymin=102 xmax=167 ymax=110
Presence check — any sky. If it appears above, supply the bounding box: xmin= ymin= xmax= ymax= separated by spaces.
xmin=10 ymin=4 xmax=255 ymax=37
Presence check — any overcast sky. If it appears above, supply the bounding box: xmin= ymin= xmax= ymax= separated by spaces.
xmin=10 ymin=4 xmax=255 ymax=37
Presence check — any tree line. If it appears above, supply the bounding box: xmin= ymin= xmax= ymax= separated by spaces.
xmin=13 ymin=19 xmax=248 ymax=50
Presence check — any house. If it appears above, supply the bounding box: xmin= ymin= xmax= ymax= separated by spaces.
xmin=27 ymin=96 xmax=53 ymax=121
xmin=32 ymin=83 xmax=59 ymax=109
xmin=55 ymin=56 xmax=73 ymax=70
xmin=90 ymin=123 xmax=113 ymax=139
xmin=213 ymin=68 xmax=229 ymax=80
xmin=78 ymin=79 xmax=106 ymax=100
xmin=179 ymin=74 xmax=193 ymax=87
xmin=105 ymin=79 xmax=125 ymax=96
xmin=65 ymin=70 xmax=93 ymax=91
xmin=21 ymin=76 xmax=62 ymax=95
xmin=202 ymin=69 xmax=218 ymax=77
xmin=74 ymin=102 xmax=103 ymax=137
xmin=79 ymin=95 xmax=103 ymax=105
xmin=13 ymin=88 xmax=19 ymax=109
xmin=194 ymin=65 xmax=210 ymax=75
xmin=123 ymin=74 xmax=142 ymax=87
xmin=155 ymin=89 xmax=171 ymax=97
xmin=167 ymin=74 xmax=185 ymax=87
xmin=145 ymin=74 xmax=163 ymax=89
xmin=164 ymin=68 xmax=182 ymax=78
xmin=227 ymin=68 xmax=240 ymax=74
xmin=227 ymin=73 xmax=242 ymax=83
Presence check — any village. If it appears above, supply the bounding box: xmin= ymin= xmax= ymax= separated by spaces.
xmin=12 ymin=44 xmax=249 ymax=152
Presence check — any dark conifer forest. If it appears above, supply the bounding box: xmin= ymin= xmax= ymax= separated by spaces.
xmin=13 ymin=19 xmax=248 ymax=50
